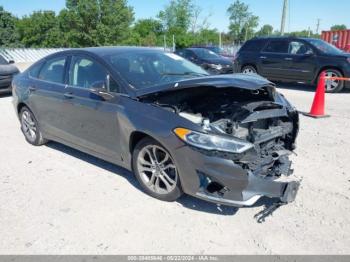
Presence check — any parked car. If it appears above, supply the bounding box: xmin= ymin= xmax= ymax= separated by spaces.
xmin=175 ymin=48 xmax=233 ymax=74
xmin=191 ymin=45 xmax=235 ymax=60
xmin=13 ymin=47 xmax=300 ymax=207
xmin=0 ymin=55 xmax=19 ymax=94
xmin=234 ymin=37 xmax=350 ymax=93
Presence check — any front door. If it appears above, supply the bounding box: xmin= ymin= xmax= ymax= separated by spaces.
xmin=285 ymin=40 xmax=317 ymax=82
xmin=62 ymin=55 xmax=123 ymax=160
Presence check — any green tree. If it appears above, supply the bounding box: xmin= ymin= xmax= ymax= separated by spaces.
xmin=0 ymin=6 xmax=20 ymax=47
xmin=256 ymin=24 xmax=273 ymax=37
xmin=133 ymin=18 xmax=163 ymax=46
xmin=59 ymin=0 xmax=134 ymax=47
xmin=331 ymin=24 xmax=347 ymax=31
xmin=16 ymin=11 xmax=62 ymax=47
xmin=227 ymin=0 xmax=259 ymax=43
xmin=158 ymin=0 xmax=194 ymax=34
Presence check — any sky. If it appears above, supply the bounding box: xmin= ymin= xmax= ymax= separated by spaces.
xmin=0 ymin=0 xmax=349 ymax=33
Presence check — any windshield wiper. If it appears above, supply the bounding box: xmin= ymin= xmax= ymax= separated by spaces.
xmin=161 ymin=72 xmax=208 ymax=77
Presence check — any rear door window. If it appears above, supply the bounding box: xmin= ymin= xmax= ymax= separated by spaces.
xmin=263 ymin=40 xmax=289 ymax=53
xmin=38 ymin=56 xmax=67 ymax=84
xmin=241 ymin=39 xmax=266 ymax=52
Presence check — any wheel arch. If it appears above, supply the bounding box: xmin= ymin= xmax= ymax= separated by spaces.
xmin=314 ymin=66 xmax=344 ymax=84
xmin=17 ymin=102 xmax=30 ymax=115
xmin=129 ymin=131 xmax=152 ymax=154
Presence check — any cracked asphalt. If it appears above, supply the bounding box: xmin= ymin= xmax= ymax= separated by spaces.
xmin=0 ymin=68 xmax=349 ymax=254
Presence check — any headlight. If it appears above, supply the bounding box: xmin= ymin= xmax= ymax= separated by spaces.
xmin=209 ymin=64 xmax=223 ymax=70
xmin=174 ymin=128 xmax=254 ymax=154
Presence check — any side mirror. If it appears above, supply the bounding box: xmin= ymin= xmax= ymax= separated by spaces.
xmin=304 ymin=50 xmax=314 ymax=56
xmin=8 ymin=60 xmax=15 ymax=64
xmin=90 ymin=75 xmax=113 ymax=101
xmin=90 ymin=88 xmax=114 ymax=101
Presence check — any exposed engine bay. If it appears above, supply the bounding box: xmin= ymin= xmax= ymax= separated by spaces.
xmin=144 ymin=85 xmax=299 ymax=179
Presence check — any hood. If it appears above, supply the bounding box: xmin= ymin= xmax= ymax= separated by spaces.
xmin=202 ymin=57 xmax=232 ymax=65
xmin=135 ymin=73 xmax=275 ymax=98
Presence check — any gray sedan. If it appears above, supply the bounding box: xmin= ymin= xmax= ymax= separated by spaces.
xmin=12 ymin=47 xmax=300 ymax=207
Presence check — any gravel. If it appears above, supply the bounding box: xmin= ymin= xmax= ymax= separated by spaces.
xmin=0 ymin=80 xmax=349 ymax=254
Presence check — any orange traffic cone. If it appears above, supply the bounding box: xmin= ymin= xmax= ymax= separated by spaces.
xmin=302 ymin=71 xmax=330 ymax=118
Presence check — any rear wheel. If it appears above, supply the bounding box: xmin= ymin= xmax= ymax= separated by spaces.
xmin=20 ymin=107 xmax=47 ymax=146
xmin=242 ymin=65 xmax=257 ymax=75
xmin=132 ymin=137 xmax=183 ymax=202
xmin=320 ymin=69 xmax=344 ymax=93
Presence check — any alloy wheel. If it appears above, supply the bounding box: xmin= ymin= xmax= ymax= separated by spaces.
xmin=324 ymin=70 xmax=342 ymax=92
xmin=21 ymin=110 xmax=37 ymax=143
xmin=137 ymin=145 xmax=178 ymax=194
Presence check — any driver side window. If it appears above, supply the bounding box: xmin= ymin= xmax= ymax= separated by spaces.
xmin=69 ymin=57 xmax=107 ymax=89
xmin=289 ymin=41 xmax=313 ymax=55
xmin=69 ymin=56 xmax=120 ymax=92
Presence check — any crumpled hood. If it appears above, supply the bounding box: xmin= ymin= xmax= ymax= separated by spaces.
xmin=135 ymin=73 xmax=275 ymax=98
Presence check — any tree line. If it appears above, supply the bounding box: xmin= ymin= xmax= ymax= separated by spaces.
xmin=0 ymin=0 xmax=347 ymax=48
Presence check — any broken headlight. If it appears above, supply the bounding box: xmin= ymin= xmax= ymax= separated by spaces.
xmin=174 ymin=128 xmax=253 ymax=154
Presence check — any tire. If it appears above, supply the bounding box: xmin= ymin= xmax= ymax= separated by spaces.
xmin=319 ymin=69 xmax=344 ymax=93
xmin=241 ymin=65 xmax=257 ymax=75
xmin=132 ymin=137 xmax=183 ymax=202
xmin=20 ymin=106 xmax=48 ymax=146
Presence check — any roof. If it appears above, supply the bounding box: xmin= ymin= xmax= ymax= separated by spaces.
xmin=81 ymin=46 xmax=166 ymax=56
xmin=252 ymin=36 xmax=320 ymax=41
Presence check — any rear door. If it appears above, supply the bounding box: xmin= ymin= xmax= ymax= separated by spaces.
xmin=62 ymin=55 xmax=123 ymax=160
xmin=285 ymin=40 xmax=317 ymax=82
xmin=259 ymin=39 xmax=290 ymax=79
xmin=28 ymin=55 xmax=69 ymax=139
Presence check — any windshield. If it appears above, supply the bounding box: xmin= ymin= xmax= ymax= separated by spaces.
xmin=306 ymin=39 xmax=344 ymax=55
xmin=107 ymin=51 xmax=208 ymax=90
xmin=192 ymin=49 xmax=221 ymax=59
xmin=206 ymin=47 xmax=222 ymax=54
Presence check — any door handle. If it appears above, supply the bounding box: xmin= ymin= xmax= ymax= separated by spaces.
xmin=63 ymin=92 xmax=74 ymax=99
xmin=284 ymin=57 xmax=293 ymax=61
xmin=29 ymin=86 xmax=36 ymax=92
xmin=260 ymin=56 xmax=267 ymax=59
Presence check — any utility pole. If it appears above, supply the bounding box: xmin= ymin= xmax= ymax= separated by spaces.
xmin=172 ymin=35 xmax=175 ymax=52
xmin=163 ymin=35 xmax=167 ymax=51
xmin=280 ymin=0 xmax=288 ymax=35
xmin=316 ymin=19 xmax=321 ymax=34
xmin=219 ymin=32 xmax=222 ymax=48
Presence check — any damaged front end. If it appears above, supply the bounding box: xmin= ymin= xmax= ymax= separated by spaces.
xmin=139 ymin=75 xmax=300 ymax=206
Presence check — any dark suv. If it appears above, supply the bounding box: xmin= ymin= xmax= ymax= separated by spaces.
xmin=233 ymin=37 xmax=350 ymax=93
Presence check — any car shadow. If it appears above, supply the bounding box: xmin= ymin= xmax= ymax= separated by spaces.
xmin=46 ymin=141 xmax=281 ymax=218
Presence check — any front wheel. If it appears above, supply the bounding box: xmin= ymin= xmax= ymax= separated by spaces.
xmin=320 ymin=69 xmax=344 ymax=93
xmin=132 ymin=138 xmax=183 ymax=202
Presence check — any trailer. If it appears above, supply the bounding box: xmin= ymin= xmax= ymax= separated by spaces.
xmin=321 ymin=30 xmax=350 ymax=53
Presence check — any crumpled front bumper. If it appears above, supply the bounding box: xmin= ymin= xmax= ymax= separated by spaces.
xmin=172 ymin=145 xmax=300 ymax=207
